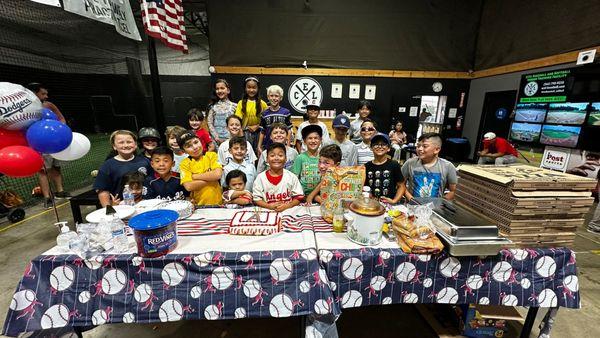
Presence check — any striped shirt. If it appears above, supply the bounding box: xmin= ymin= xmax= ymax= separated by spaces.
xmin=356 ymin=141 xmax=374 ymax=165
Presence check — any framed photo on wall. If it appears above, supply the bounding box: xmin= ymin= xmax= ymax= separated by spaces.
xmin=349 ymin=84 xmax=360 ymax=99
xmin=331 ymin=83 xmax=343 ymax=99
xmin=364 ymin=85 xmax=376 ymax=100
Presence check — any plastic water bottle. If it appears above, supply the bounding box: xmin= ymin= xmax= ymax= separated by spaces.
xmin=110 ymin=215 xmax=129 ymax=253
xmin=122 ymin=184 xmax=135 ymax=206
xmin=56 ymin=222 xmax=77 ymax=251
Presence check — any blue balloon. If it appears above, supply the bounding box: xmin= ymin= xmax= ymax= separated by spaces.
xmin=26 ymin=120 xmax=73 ymax=154
xmin=40 ymin=108 xmax=58 ymax=120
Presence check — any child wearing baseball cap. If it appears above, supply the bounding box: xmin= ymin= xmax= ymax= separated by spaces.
xmin=178 ymin=130 xmax=223 ymax=205
xmin=295 ymin=99 xmax=331 ymax=153
xmin=325 ymin=114 xmax=358 ymax=166
xmin=364 ymin=133 xmax=404 ymax=204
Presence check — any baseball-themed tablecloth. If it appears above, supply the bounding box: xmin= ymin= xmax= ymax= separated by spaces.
xmin=311 ymin=204 xmax=580 ymax=309
xmin=2 ymin=206 xmax=339 ymax=337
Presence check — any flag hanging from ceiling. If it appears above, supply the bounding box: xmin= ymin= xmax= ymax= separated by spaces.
xmin=141 ymin=0 xmax=189 ymax=53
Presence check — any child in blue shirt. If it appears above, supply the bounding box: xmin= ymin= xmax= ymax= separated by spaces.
xmin=143 ymin=147 xmax=188 ymax=200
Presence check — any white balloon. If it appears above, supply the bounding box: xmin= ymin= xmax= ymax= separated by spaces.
xmin=50 ymin=132 xmax=91 ymax=161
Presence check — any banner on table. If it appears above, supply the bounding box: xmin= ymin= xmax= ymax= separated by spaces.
xmin=141 ymin=0 xmax=189 ymax=53
xmin=63 ymin=0 xmax=141 ymax=41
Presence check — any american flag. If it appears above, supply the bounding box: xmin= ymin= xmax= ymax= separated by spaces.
xmin=140 ymin=0 xmax=189 ymax=53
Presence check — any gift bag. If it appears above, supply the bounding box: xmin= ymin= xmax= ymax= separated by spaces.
xmin=320 ymin=166 xmax=366 ymax=223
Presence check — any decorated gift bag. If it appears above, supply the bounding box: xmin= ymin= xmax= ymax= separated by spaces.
xmin=320 ymin=166 xmax=366 ymax=223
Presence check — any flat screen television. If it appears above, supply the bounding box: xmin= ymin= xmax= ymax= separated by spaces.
xmin=546 ymin=102 xmax=588 ymax=125
xmin=509 ymin=122 xmax=542 ymax=143
xmin=587 ymin=102 xmax=600 ymax=126
xmin=514 ymin=103 xmax=547 ymax=123
xmin=540 ymin=125 xmax=582 ymax=148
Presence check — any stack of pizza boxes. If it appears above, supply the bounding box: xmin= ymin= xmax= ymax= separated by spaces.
xmin=455 ymin=164 xmax=596 ymax=247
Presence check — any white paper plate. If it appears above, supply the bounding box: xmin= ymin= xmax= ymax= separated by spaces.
xmin=85 ymin=205 xmax=136 ymax=223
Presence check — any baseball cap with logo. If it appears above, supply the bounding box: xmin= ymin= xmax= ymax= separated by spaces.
xmin=177 ymin=130 xmax=199 ymax=149
xmin=370 ymin=133 xmax=391 ymax=147
xmin=332 ymin=114 xmax=351 ymax=129
xmin=305 ymin=99 xmax=320 ymax=109
xmin=483 ymin=132 xmax=496 ymax=141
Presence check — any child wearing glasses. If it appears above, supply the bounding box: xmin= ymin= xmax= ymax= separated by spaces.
xmin=364 ymin=133 xmax=404 ymax=204
xmin=356 ymin=119 xmax=377 ymax=165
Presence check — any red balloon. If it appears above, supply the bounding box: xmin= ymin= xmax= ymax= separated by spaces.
xmin=0 ymin=128 xmax=28 ymax=149
xmin=0 ymin=146 xmax=43 ymax=177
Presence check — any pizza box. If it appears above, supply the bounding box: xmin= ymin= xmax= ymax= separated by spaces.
xmin=457 ymin=164 xmax=597 ymax=191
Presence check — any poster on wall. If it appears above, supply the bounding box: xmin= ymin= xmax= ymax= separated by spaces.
xmin=331 ymin=83 xmax=342 ymax=99
xmin=364 ymin=85 xmax=376 ymax=100
xmin=540 ymin=146 xmax=571 ymax=172
xmin=349 ymin=84 xmax=360 ymax=99
xmin=518 ymin=69 xmax=571 ymax=103
xmin=566 ymin=149 xmax=600 ymax=196
xmin=409 ymin=106 xmax=419 ymax=117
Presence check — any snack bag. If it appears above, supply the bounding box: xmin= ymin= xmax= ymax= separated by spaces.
xmin=320 ymin=166 xmax=366 ymax=223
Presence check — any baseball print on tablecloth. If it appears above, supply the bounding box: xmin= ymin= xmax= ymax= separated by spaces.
xmin=395 ymin=262 xmax=416 ymax=282
xmin=190 ymin=285 xmax=203 ymax=299
xmin=299 ymin=280 xmax=311 ymax=293
xmin=491 ymin=261 xmax=513 ymax=283
xmin=49 ymin=266 xmax=75 ymax=293
xmin=340 ymin=290 xmax=363 ymax=308
xmin=78 ymin=291 xmax=91 ymax=304
xmin=509 ymin=249 xmax=529 ymax=261
xmin=204 ymin=302 xmax=223 ymax=320
xmin=91 ymin=308 xmax=110 ymax=326
xmin=243 ymin=279 xmax=262 ymax=298
xmin=479 ymin=297 xmax=490 ymax=305
xmin=501 ymin=294 xmax=519 ymax=306
xmin=439 ymin=257 xmax=461 ymax=278
xmin=10 ymin=289 xmax=36 ymax=311
xmin=466 ymin=274 xmax=483 ymax=290
xmin=301 ymin=248 xmax=318 ymax=261
xmin=269 ymin=293 xmax=294 ymax=317
xmin=162 ymin=262 xmax=186 ymax=287
xmin=84 ymin=256 xmax=103 ymax=270
xmin=270 ymin=258 xmax=293 ymax=283
xmin=341 ymin=258 xmax=364 ymax=280
xmin=537 ymin=289 xmax=558 ymax=307
xmin=101 ymin=269 xmax=128 ymax=295
xmin=382 ymin=297 xmax=392 ymax=305
xmin=211 ymin=266 xmax=235 ymax=290
xmin=436 ymin=287 xmax=459 ymax=304
xmin=403 ymin=292 xmax=419 ymax=304
xmin=563 ymin=275 xmax=579 ymax=292
xmin=535 ymin=256 xmax=557 ymax=278
xmin=40 ymin=304 xmax=71 ymax=329
xmin=193 ymin=252 xmax=213 ymax=267
xmin=134 ymin=283 xmax=153 ymax=303
xmin=521 ymin=278 xmax=531 ymax=289
xmin=159 ymin=299 xmax=184 ymax=322
xmin=123 ymin=312 xmax=135 ymax=323
xmin=234 ymin=307 xmax=247 ymax=319
xmin=314 ymin=298 xmax=333 ymax=315
xmin=319 ymin=249 xmax=333 ymax=263
xmin=423 ymin=277 xmax=433 ymax=288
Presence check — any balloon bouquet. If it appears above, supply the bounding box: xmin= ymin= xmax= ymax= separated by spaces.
xmin=0 ymin=82 xmax=91 ymax=222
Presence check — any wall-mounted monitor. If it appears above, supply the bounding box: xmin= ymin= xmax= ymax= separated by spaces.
xmin=514 ymin=103 xmax=547 ymax=123
xmin=540 ymin=124 xmax=582 ymax=148
xmin=587 ymin=102 xmax=600 ymax=126
xmin=509 ymin=122 xmax=542 ymax=143
xmin=546 ymin=102 xmax=588 ymax=125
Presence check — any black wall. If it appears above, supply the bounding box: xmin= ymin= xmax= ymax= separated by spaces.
xmin=0 ymin=63 xmax=211 ymax=134
xmin=213 ymin=74 xmax=470 ymax=139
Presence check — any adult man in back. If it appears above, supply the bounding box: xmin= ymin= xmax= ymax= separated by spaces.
xmin=401 ymin=133 xmax=457 ymax=200
xmin=27 ymin=83 xmax=70 ymax=207
xmin=477 ymin=132 xmax=518 ymax=165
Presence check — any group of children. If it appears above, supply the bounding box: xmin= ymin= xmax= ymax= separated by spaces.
xmin=93 ymin=76 xmax=457 ymax=211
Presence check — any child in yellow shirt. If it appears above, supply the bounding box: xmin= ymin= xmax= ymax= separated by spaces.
xmin=178 ymin=131 xmax=223 ymax=205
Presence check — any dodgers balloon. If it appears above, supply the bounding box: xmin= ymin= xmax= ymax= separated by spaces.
xmin=26 ymin=120 xmax=73 ymax=154
xmin=51 ymin=132 xmax=91 ymax=161
xmin=0 ymin=82 xmax=42 ymax=130
xmin=0 ymin=146 xmax=43 ymax=177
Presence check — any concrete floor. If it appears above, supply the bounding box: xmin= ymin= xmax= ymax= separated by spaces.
xmin=1 ymin=190 xmax=599 ymax=338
